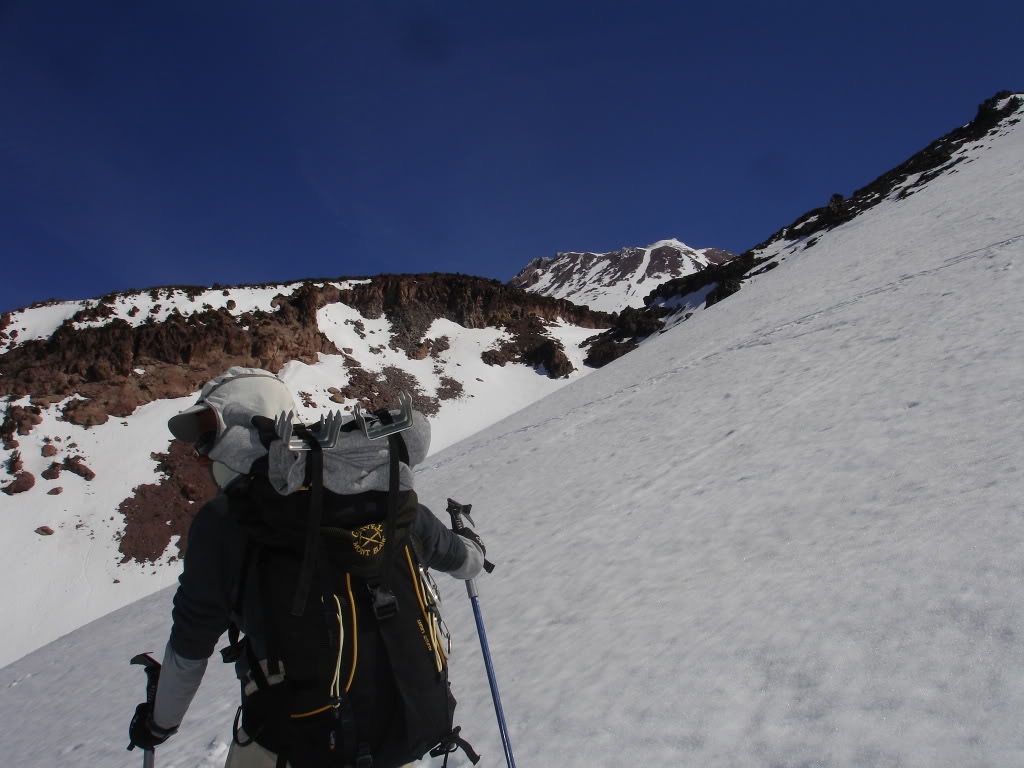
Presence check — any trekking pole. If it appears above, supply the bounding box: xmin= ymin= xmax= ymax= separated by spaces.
xmin=128 ymin=653 xmax=161 ymax=768
xmin=447 ymin=498 xmax=517 ymax=768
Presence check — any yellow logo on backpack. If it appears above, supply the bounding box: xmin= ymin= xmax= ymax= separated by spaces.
xmin=352 ymin=523 xmax=385 ymax=557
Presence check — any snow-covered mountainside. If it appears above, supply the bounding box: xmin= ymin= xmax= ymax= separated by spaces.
xmin=582 ymin=91 xmax=1024 ymax=367
xmin=510 ymin=238 xmax=735 ymax=313
xmin=0 ymin=275 xmax=611 ymax=667
xmin=2 ymin=91 xmax=1022 ymax=768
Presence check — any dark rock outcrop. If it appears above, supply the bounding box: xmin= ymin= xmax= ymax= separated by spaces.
xmin=0 ymin=284 xmax=339 ymax=427
xmin=482 ymin=317 xmax=575 ymax=378
xmin=2 ymin=273 xmax=612 ymax=566
xmin=63 ymin=456 xmax=96 ymax=481
xmin=1 ymin=404 xmax=42 ymax=448
xmin=0 ymin=275 xmax=608 ymax=432
xmin=583 ymin=306 xmax=670 ymax=367
xmin=5 ymin=450 xmax=22 ymax=475
xmin=2 ymin=471 xmax=35 ymax=495
xmin=117 ymin=440 xmax=217 ymax=563
xmin=334 ymin=273 xmax=610 ymax=357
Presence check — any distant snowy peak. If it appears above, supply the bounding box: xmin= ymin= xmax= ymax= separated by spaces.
xmin=510 ymin=239 xmax=736 ymax=314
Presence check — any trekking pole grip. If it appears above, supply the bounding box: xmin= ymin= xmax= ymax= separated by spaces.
xmin=129 ymin=653 xmax=161 ymax=767
xmin=132 ymin=653 xmax=161 ymax=706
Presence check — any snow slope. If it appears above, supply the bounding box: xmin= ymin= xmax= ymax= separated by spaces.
xmin=1 ymin=104 xmax=1023 ymax=767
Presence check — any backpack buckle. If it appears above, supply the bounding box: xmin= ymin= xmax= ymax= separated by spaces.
xmin=220 ymin=642 xmax=244 ymax=664
xmin=370 ymin=586 xmax=399 ymax=620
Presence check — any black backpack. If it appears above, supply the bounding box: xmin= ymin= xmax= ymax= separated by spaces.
xmin=220 ymin=421 xmax=477 ymax=768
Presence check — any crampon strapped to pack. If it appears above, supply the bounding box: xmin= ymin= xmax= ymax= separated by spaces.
xmin=218 ymin=395 xmax=478 ymax=768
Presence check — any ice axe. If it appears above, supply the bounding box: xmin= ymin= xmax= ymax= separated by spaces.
xmin=128 ymin=652 xmax=161 ymax=768
xmin=447 ymin=498 xmax=517 ymax=768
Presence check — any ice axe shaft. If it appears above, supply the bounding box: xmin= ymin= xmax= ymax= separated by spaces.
xmin=447 ymin=499 xmax=517 ymax=768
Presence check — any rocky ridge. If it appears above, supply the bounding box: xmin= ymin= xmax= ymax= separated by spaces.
xmin=582 ymin=91 xmax=1024 ymax=365
xmin=1 ymin=273 xmax=611 ymax=563
xmin=0 ymin=275 xmax=611 ymax=428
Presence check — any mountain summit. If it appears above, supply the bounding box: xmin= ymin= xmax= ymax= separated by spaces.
xmin=510 ymin=239 xmax=735 ymax=313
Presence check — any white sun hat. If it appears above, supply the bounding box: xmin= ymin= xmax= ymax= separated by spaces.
xmin=168 ymin=367 xmax=297 ymax=487
xmin=168 ymin=367 xmax=296 ymax=443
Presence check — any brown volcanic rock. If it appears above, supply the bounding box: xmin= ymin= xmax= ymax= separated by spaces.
xmin=2 ymin=471 xmax=35 ymax=495
xmin=329 ymin=275 xmax=604 ymax=379
xmin=3 ymin=274 xmax=607 ymax=565
xmin=118 ymin=440 xmax=217 ymax=563
xmin=1 ymin=404 xmax=43 ymax=447
xmin=336 ymin=274 xmax=611 ymax=356
xmin=583 ymin=306 xmax=670 ymax=368
xmin=0 ymin=276 xmax=603 ymax=429
xmin=0 ymin=284 xmax=339 ymax=427
xmin=340 ymin=362 xmax=441 ymax=416
xmin=5 ymin=450 xmax=23 ymax=475
xmin=64 ymin=456 xmax=96 ymax=481
xmin=482 ymin=316 xmax=575 ymax=378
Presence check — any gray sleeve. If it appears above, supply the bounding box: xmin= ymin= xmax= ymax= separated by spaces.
xmin=153 ymin=496 xmax=239 ymax=728
xmin=446 ymin=538 xmax=485 ymax=580
xmin=168 ymin=497 xmax=238 ymax=660
xmin=411 ymin=503 xmax=484 ymax=580
xmin=152 ymin=641 xmax=208 ymax=730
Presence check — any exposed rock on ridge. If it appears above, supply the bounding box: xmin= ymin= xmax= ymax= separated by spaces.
xmin=333 ymin=273 xmax=610 ymax=351
xmin=0 ymin=283 xmax=337 ymax=426
xmin=0 ymin=273 xmax=612 ymax=564
xmin=755 ymin=91 xmax=1024 ymax=251
xmin=583 ymin=91 xmax=1023 ymax=365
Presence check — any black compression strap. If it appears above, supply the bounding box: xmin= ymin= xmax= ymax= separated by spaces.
xmin=291 ymin=439 xmax=324 ymax=617
xmin=257 ymin=549 xmax=282 ymax=678
xmin=375 ymin=433 xmax=405 ymax=603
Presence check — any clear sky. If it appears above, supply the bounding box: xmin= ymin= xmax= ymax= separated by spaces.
xmin=1 ymin=0 xmax=1021 ymax=313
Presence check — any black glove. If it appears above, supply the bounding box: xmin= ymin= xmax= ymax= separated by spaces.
xmin=128 ymin=702 xmax=178 ymax=751
xmin=457 ymin=527 xmax=486 ymax=556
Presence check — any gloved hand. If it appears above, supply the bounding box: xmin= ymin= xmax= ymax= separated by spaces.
xmin=457 ymin=527 xmax=486 ymax=556
xmin=128 ymin=702 xmax=178 ymax=751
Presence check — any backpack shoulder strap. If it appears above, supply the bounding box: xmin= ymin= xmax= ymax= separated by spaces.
xmin=368 ymin=431 xmax=408 ymax=620
xmin=290 ymin=426 xmax=324 ymax=617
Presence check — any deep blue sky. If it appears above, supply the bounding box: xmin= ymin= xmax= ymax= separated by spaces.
xmin=2 ymin=1 xmax=1021 ymax=313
